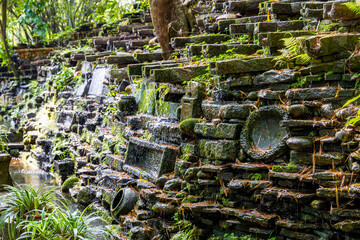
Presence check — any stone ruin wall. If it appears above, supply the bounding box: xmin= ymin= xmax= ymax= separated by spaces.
xmin=3 ymin=0 xmax=360 ymax=239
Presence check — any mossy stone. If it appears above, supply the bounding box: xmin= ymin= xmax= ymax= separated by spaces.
xmin=61 ymin=176 xmax=80 ymax=193
xmin=179 ymin=118 xmax=203 ymax=135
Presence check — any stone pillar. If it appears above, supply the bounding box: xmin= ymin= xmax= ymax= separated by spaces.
xmin=0 ymin=154 xmax=12 ymax=190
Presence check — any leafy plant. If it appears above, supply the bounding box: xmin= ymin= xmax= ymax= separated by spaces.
xmin=343 ymin=94 xmax=360 ymax=126
xmin=18 ymin=205 xmax=111 ymax=240
xmin=0 ymin=183 xmax=58 ymax=239
xmin=171 ymin=213 xmax=200 ymax=240
xmin=274 ymin=36 xmax=311 ymax=69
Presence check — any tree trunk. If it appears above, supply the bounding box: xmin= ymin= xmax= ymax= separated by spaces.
xmin=0 ymin=0 xmax=18 ymax=78
xmin=148 ymin=0 xmax=196 ymax=59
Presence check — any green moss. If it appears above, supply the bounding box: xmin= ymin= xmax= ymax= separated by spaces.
xmin=61 ymin=176 xmax=80 ymax=193
xmin=272 ymin=161 xmax=299 ymax=173
xmin=179 ymin=118 xmax=203 ymax=135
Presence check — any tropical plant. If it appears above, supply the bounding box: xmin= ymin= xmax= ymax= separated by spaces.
xmin=18 ymin=205 xmax=112 ymax=240
xmin=273 ymin=35 xmax=311 ymax=69
xmin=343 ymin=94 xmax=360 ymax=126
xmin=0 ymin=183 xmax=58 ymax=239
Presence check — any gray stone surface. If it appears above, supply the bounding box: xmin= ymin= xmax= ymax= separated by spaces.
xmin=253 ymin=69 xmax=297 ymax=85
xmin=241 ymin=106 xmax=289 ymax=161
xmin=123 ymin=137 xmax=180 ymax=182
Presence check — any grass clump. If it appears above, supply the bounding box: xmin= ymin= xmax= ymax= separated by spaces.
xmin=0 ymin=184 xmax=111 ymax=240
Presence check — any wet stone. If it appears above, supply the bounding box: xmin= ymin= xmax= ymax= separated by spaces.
xmin=286 ymin=137 xmax=313 ymax=151
xmin=123 ymin=137 xmax=180 ymax=182
xmin=288 ymin=104 xmax=311 ymax=119
xmin=163 ymin=179 xmax=183 ymax=191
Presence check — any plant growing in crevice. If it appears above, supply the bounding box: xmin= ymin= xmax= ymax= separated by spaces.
xmin=274 ymin=35 xmax=311 ymax=69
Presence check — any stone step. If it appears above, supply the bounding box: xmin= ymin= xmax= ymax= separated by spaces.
xmin=280 ymin=119 xmax=341 ymax=128
xmin=232 ymin=162 xmax=271 ymax=172
xmin=227 ymin=0 xmax=263 ymax=15
xmin=261 ymin=187 xmax=316 ymax=203
xmin=123 ymin=137 xmax=180 ymax=182
xmin=316 ymin=184 xmax=360 ymax=199
xmin=203 ymin=44 xmax=261 ymax=58
xmin=211 ymin=57 xmax=274 ymax=75
xmin=171 ymin=34 xmax=231 ymax=48
xmin=258 ymin=31 xmax=316 ymax=48
xmin=202 ymin=100 xmax=255 ymax=120
xmin=150 ymin=65 xmax=208 ymax=83
xmin=290 ymin=150 xmax=346 ymax=166
xmin=228 ymin=179 xmax=272 ymax=191
xmin=312 ymin=170 xmax=353 ymax=188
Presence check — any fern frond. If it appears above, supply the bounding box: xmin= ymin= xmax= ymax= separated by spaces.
xmin=282 ymin=37 xmax=297 ymax=54
xmin=344 ymin=2 xmax=360 ymax=15
xmin=296 ymin=53 xmax=311 ymax=64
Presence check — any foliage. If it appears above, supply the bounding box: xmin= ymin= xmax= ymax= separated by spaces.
xmin=273 ymin=36 xmax=311 ymax=69
xmin=18 ymin=205 xmax=111 ymax=240
xmin=344 ymin=2 xmax=360 ymax=15
xmin=0 ymin=184 xmax=111 ymax=240
xmin=0 ymin=183 xmax=58 ymax=239
xmin=343 ymin=94 xmax=360 ymax=126
xmin=272 ymin=161 xmax=298 ymax=173
xmin=171 ymin=213 xmax=201 ymax=240
xmin=52 ymin=66 xmax=77 ymax=93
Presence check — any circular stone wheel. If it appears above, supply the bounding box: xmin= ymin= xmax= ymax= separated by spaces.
xmin=240 ymin=105 xmax=289 ymax=161
xmin=111 ymin=187 xmax=138 ymax=219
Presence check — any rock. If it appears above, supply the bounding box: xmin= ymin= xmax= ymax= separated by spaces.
xmin=219 ymin=103 xmax=255 ymax=119
xmin=152 ymin=202 xmax=177 ymax=218
xmin=181 ymin=81 xmax=206 ymax=121
xmin=216 ymin=14 xmax=237 ymax=21
xmin=194 ymin=122 xmax=241 ymax=139
xmin=184 ymin=167 xmax=200 ymax=182
xmin=320 ymin=104 xmax=335 ymax=119
xmin=213 ymin=58 xmax=274 ymax=75
xmin=290 ymin=151 xmax=345 ymax=166
xmin=179 ymin=118 xmax=203 ymax=135
xmin=335 ymin=129 xmax=352 ymax=142
xmin=171 ymin=34 xmax=231 ymax=48
xmin=164 ymin=178 xmax=183 ymax=191
xmin=241 ymin=106 xmax=289 ymax=161
xmin=137 ymin=180 xmax=156 ymax=189
xmin=204 ymin=44 xmax=261 ymax=58
xmin=253 ymin=69 xmax=297 ymax=85
xmin=77 ymin=186 xmax=97 ymax=206
xmin=151 ymin=65 xmax=208 ymax=83
xmin=61 ymin=176 xmax=80 ymax=193
xmin=305 ymin=34 xmax=359 ymax=58
xmin=0 ymin=154 xmax=12 ymax=190
xmin=129 ymin=226 xmax=151 ymax=240
xmin=54 ymin=159 xmax=75 ymax=181
xmin=123 ymin=137 xmax=180 ymax=182
xmin=199 ymin=139 xmax=239 ymax=161
xmin=288 ymin=104 xmax=311 ymax=119
xmin=328 ymin=3 xmax=360 ymax=20
xmin=285 ymin=87 xmax=354 ymax=100
xmin=218 ymin=76 xmax=253 ymax=89
xmin=286 ymin=137 xmax=313 ymax=151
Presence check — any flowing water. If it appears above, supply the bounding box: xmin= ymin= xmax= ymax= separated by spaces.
xmin=88 ymin=67 xmax=109 ymax=96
